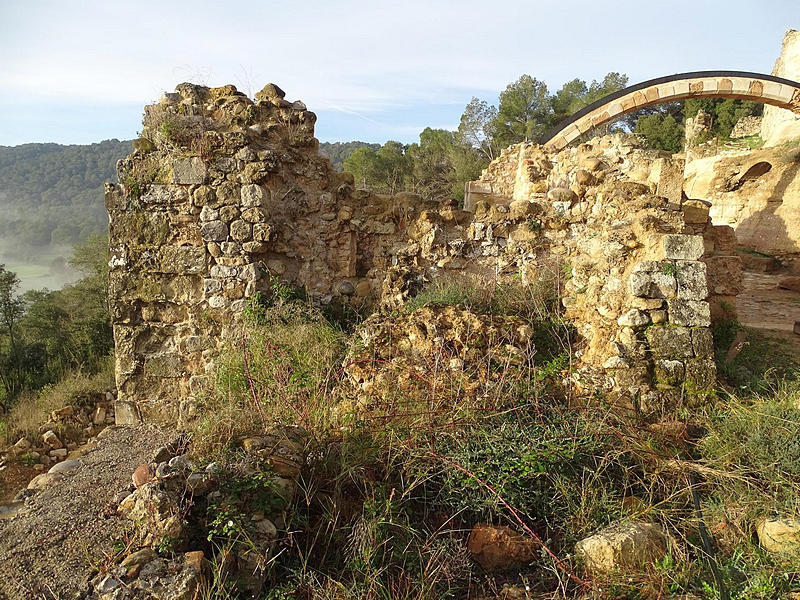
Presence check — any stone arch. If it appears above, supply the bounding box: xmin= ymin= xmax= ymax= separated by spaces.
xmin=541 ymin=71 xmax=800 ymax=151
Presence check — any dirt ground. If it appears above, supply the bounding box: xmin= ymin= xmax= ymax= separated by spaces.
xmin=0 ymin=462 xmax=41 ymax=504
xmin=0 ymin=425 xmax=174 ymax=600
xmin=737 ymin=271 xmax=800 ymax=353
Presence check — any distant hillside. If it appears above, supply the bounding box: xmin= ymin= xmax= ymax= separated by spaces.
xmin=0 ymin=139 xmax=375 ymax=251
xmin=0 ymin=140 xmax=131 ymax=247
xmin=318 ymin=141 xmax=380 ymax=171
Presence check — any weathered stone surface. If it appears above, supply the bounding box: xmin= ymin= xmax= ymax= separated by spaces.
xmin=646 ymin=326 xmax=694 ymax=358
xmin=667 ymin=299 xmax=712 ymax=327
xmin=630 ymin=262 xmax=676 ymax=299
xmin=761 ymin=30 xmax=800 ymax=146
xmin=655 ymin=360 xmax=685 ymax=386
xmin=617 ymin=309 xmax=650 ymax=328
xmin=200 ymin=220 xmax=228 ymax=242
xmin=467 ymin=524 xmax=537 ymax=571
xmin=704 ymin=257 xmax=743 ymax=301
xmin=692 ymin=327 xmax=715 ymax=357
xmin=676 ymin=261 xmax=708 ymax=300
xmin=172 ymin=157 xmax=206 ymax=185
xmin=576 ymin=522 xmax=668 ymax=573
xmin=682 ymin=199 xmax=710 ymax=224
xmin=229 ymin=219 xmax=252 ymax=241
xmin=663 ymin=235 xmax=704 ymax=261
xmin=241 ymin=184 xmax=266 ymax=207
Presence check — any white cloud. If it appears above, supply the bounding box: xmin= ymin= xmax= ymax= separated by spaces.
xmin=0 ymin=0 xmax=794 ymax=144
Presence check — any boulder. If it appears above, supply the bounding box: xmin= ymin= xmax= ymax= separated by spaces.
xmin=467 ymin=524 xmax=537 ymax=571
xmin=576 ymin=521 xmax=668 ymax=573
xmin=756 ymin=517 xmax=800 ymax=553
xmin=133 ymin=464 xmax=154 ymax=488
xmin=42 ymin=430 xmax=63 ymax=449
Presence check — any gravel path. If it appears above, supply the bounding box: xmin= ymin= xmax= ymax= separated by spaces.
xmin=0 ymin=425 xmax=174 ymax=600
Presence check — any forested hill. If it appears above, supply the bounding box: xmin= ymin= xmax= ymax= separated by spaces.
xmin=0 ymin=140 xmax=377 ymax=249
xmin=0 ymin=140 xmax=131 ymax=247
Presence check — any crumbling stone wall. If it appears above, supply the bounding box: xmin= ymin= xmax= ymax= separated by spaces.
xmin=392 ymin=135 xmax=738 ymax=413
xmin=107 ymin=88 xmax=739 ymax=426
xmin=106 ymin=83 xmax=436 ymax=425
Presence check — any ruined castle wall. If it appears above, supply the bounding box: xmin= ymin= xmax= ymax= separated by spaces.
xmin=106 ymin=83 xmax=436 ymax=426
xmin=684 ymin=146 xmax=800 ymax=268
xmin=426 ymin=136 xmax=737 ymax=413
xmin=108 ymin=89 xmax=738 ymax=426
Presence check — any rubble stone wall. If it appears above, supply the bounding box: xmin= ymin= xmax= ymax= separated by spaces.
xmin=106 ymin=83 xmax=436 ymax=425
xmin=108 ymin=88 xmax=739 ymax=426
xmin=400 ymin=135 xmax=739 ymax=413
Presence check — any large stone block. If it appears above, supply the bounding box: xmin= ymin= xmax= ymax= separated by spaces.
xmin=652 ymin=157 xmax=684 ymax=203
xmin=684 ymin=358 xmax=716 ymax=401
xmin=668 ymin=299 xmax=711 ymax=327
xmin=645 ymin=326 xmax=694 ymax=358
xmin=692 ymin=327 xmax=715 ymax=358
xmin=663 ymin=234 xmax=704 ymax=260
xmin=655 ymin=359 xmax=684 ymax=387
xmin=630 ymin=261 xmax=677 ymax=299
xmin=172 ymin=157 xmax=206 ymax=184
xmin=676 ymin=261 xmax=708 ymax=300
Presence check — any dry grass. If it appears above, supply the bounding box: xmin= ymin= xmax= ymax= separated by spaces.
xmin=191 ymin=300 xmax=346 ymax=458
xmin=1 ymin=357 xmax=114 ymax=445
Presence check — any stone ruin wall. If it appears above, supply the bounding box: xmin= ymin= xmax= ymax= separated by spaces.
xmin=432 ymin=135 xmax=740 ymax=413
xmin=106 ymin=83 xmax=438 ymax=426
xmin=107 ymin=85 xmax=741 ymax=426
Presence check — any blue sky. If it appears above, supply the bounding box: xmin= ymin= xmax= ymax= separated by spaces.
xmin=0 ymin=0 xmax=797 ymax=146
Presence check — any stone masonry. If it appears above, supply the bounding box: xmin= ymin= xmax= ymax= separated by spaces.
xmin=107 ymin=86 xmax=740 ymax=426
xmin=106 ymin=83 xmax=436 ymax=425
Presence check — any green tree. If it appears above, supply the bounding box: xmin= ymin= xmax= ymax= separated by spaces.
xmin=457 ymin=98 xmax=499 ymax=161
xmin=375 ymin=141 xmax=412 ymax=195
xmin=491 ymin=75 xmax=552 ymax=148
xmin=0 ymin=266 xmax=25 ymax=406
xmin=551 ymin=78 xmax=588 ymax=123
xmin=635 ymin=112 xmax=684 ymax=152
xmin=343 ymin=147 xmax=380 ymax=189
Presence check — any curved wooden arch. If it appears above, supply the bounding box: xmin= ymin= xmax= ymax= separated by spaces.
xmin=541 ymin=71 xmax=800 ymax=151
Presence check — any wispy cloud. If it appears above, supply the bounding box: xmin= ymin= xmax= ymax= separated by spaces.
xmin=0 ymin=0 xmax=792 ymax=145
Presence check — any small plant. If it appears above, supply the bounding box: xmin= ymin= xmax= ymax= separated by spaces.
xmin=154 ymin=534 xmax=179 ymax=557
xmin=661 ymin=261 xmax=678 ymax=276
xmin=207 ymin=501 xmax=248 ymax=545
xmin=526 ymin=217 xmax=542 ymax=231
